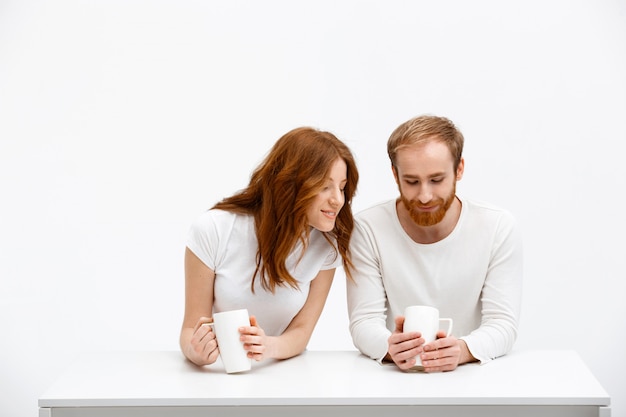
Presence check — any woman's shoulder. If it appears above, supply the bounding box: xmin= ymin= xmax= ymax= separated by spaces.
xmin=193 ymin=208 xmax=251 ymax=223
xmin=190 ymin=209 xmax=253 ymax=234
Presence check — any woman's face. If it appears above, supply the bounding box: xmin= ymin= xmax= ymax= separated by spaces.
xmin=307 ymin=158 xmax=347 ymax=232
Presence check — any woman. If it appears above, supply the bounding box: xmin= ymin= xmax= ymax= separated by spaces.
xmin=180 ymin=127 xmax=359 ymax=366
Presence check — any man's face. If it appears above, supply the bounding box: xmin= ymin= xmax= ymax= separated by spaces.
xmin=393 ymin=140 xmax=463 ymax=227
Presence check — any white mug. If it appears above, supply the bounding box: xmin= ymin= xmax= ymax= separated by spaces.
xmin=403 ymin=305 xmax=453 ymax=371
xmin=206 ymin=309 xmax=252 ymax=373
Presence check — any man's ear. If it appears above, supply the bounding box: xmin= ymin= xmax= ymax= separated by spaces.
xmin=456 ymin=158 xmax=465 ymax=181
xmin=392 ymin=164 xmax=400 ymax=185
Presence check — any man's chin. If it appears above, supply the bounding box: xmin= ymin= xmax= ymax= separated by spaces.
xmin=411 ymin=218 xmax=442 ymax=227
xmin=408 ymin=210 xmax=445 ymax=227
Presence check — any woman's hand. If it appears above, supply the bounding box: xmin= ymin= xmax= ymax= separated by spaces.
xmin=184 ymin=317 xmax=220 ymax=366
xmin=239 ymin=315 xmax=272 ymax=361
xmin=233 ymin=268 xmax=336 ymax=362
xmin=180 ymin=249 xmax=217 ymax=366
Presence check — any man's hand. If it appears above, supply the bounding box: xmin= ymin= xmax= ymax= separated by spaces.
xmin=420 ymin=330 xmax=463 ymax=372
xmin=387 ymin=316 xmax=426 ymax=371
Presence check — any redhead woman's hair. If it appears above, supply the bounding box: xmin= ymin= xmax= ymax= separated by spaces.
xmin=213 ymin=127 xmax=359 ymax=293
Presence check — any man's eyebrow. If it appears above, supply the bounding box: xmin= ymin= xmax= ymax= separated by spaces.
xmin=402 ymin=172 xmax=447 ymax=179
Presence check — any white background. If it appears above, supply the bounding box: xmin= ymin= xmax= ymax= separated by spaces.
xmin=1 ymin=1 xmax=625 ymax=416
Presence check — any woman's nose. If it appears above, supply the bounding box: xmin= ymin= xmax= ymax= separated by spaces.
xmin=330 ymin=188 xmax=344 ymax=207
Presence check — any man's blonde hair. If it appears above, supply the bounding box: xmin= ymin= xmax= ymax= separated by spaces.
xmin=387 ymin=115 xmax=464 ymax=171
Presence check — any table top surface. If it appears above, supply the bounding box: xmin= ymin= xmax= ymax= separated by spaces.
xmin=39 ymin=349 xmax=610 ymax=408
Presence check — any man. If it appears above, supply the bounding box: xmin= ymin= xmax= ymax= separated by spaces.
xmin=347 ymin=115 xmax=522 ymax=372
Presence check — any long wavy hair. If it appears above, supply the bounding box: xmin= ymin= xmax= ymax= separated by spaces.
xmin=212 ymin=127 xmax=359 ymax=293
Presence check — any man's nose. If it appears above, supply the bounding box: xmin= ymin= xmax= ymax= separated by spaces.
xmin=417 ymin=185 xmax=432 ymax=204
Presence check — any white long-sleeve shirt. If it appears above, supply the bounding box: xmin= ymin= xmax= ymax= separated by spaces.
xmin=347 ymin=197 xmax=523 ymax=364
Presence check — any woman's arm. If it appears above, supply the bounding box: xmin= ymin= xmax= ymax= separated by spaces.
xmin=179 ymin=247 xmax=219 ymax=366
xmin=241 ymin=268 xmax=335 ymax=361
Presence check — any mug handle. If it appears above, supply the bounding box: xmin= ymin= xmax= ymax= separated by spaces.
xmin=439 ymin=318 xmax=453 ymax=337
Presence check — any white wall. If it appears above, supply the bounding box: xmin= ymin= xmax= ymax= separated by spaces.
xmin=1 ymin=0 xmax=625 ymax=415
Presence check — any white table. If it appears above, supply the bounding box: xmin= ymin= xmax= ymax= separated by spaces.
xmin=39 ymin=349 xmax=611 ymax=417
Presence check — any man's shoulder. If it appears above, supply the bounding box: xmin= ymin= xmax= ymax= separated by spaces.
xmin=352 ymin=200 xmax=399 ymax=238
xmin=464 ymin=197 xmax=507 ymax=212
xmin=461 ymin=197 xmax=517 ymax=225
xmin=355 ymin=199 xmax=396 ymax=220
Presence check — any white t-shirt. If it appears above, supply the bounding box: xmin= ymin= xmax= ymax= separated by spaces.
xmin=187 ymin=209 xmax=342 ymax=336
xmin=347 ymin=197 xmax=523 ymax=363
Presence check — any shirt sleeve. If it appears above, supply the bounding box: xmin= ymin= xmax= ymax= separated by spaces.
xmin=322 ymin=238 xmax=342 ymax=270
xmin=460 ymin=210 xmax=523 ymax=364
xmin=186 ymin=210 xmax=221 ymax=271
xmin=346 ymin=219 xmax=392 ymax=362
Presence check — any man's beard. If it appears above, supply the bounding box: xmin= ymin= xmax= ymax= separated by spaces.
xmin=400 ymin=183 xmax=456 ymax=227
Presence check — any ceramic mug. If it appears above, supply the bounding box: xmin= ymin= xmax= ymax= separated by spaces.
xmin=403 ymin=305 xmax=453 ymax=371
xmin=205 ymin=309 xmax=252 ymax=373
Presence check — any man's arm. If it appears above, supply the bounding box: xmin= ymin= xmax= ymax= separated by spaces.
xmin=346 ymin=220 xmax=391 ymax=361
xmin=461 ymin=210 xmax=523 ymax=363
